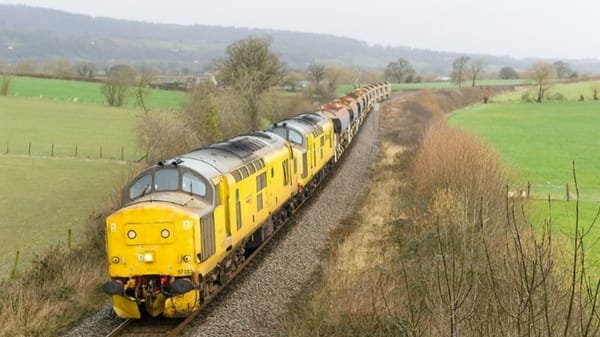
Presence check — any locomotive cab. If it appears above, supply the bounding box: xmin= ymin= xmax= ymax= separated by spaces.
xmin=104 ymin=160 xmax=227 ymax=318
xmin=269 ymin=113 xmax=334 ymax=188
xmin=104 ymin=133 xmax=299 ymax=318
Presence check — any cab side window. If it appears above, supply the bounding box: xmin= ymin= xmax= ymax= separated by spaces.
xmin=129 ymin=174 xmax=151 ymax=199
xmin=182 ymin=172 xmax=207 ymax=197
xmin=288 ymin=130 xmax=304 ymax=145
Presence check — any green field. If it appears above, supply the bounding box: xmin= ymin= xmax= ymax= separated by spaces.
xmin=0 ymin=96 xmax=142 ymax=160
xmin=449 ymin=84 xmax=600 ymax=264
xmin=8 ymin=76 xmax=185 ymax=111
xmin=0 ymin=95 xmax=145 ymax=274
xmin=449 ymin=101 xmax=600 ymax=200
xmin=0 ymin=156 xmax=133 ymax=275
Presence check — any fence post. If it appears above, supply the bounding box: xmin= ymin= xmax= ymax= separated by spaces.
xmin=67 ymin=229 xmax=72 ymax=249
xmin=527 ymin=181 xmax=531 ymax=199
xmin=100 ymin=146 xmax=103 ymax=159
xmin=5 ymin=141 xmax=8 ymax=154
xmin=10 ymin=250 xmax=19 ymax=278
xmin=121 ymin=146 xmax=124 ymax=161
xmin=566 ymin=183 xmax=570 ymax=201
xmin=75 ymin=144 xmax=78 ymax=157
xmin=28 ymin=141 xmax=31 ymax=156
xmin=51 ymin=144 xmax=54 ymax=157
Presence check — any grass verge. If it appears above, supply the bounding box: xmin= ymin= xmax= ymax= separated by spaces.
xmin=0 ymin=186 xmax=121 ymax=337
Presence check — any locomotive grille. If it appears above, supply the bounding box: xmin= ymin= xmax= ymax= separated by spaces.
xmin=200 ymin=214 xmax=216 ymax=261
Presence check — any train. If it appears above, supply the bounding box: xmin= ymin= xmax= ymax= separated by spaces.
xmin=102 ymin=82 xmax=392 ymax=318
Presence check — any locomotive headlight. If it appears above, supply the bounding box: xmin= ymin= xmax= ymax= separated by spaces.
xmin=182 ymin=255 xmax=191 ymax=263
xmin=127 ymin=230 xmax=137 ymax=239
xmin=111 ymin=256 xmax=120 ymax=264
xmin=161 ymin=229 xmax=170 ymax=238
xmin=143 ymin=252 xmax=154 ymax=263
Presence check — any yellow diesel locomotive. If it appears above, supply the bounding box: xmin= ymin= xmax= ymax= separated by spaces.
xmin=102 ymin=82 xmax=391 ymax=318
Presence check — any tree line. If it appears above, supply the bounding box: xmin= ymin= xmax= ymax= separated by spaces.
xmin=384 ymin=56 xmax=581 ymax=100
xmin=0 ymin=38 xmax=589 ymax=113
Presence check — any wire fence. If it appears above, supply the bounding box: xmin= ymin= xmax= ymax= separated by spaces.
xmin=2 ymin=140 xmax=147 ymax=162
xmin=511 ymin=181 xmax=600 ymax=203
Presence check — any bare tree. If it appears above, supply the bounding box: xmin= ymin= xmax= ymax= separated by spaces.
xmin=76 ymin=62 xmax=96 ymax=79
xmin=184 ymin=81 xmax=223 ymax=145
xmin=451 ymin=56 xmax=470 ymax=88
xmin=101 ymin=64 xmax=136 ymax=107
xmin=384 ymin=58 xmax=415 ymax=83
xmin=45 ymin=57 xmax=75 ymax=78
xmin=0 ymin=75 xmax=10 ymax=96
xmin=306 ymin=63 xmax=326 ymax=89
xmin=0 ymin=62 xmax=11 ymax=96
xmin=134 ymin=66 xmax=161 ymax=112
xmin=553 ymin=61 xmax=573 ymax=80
xmin=430 ymin=212 xmax=476 ymax=337
xmin=499 ymin=66 xmax=519 ymax=79
xmin=14 ymin=61 xmax=38 ymax=75
xmin=282 ymin=70 xmax=305 ymax=92
xmin=529 ymin=62 xmax=555 ymax=102
xmin=215 ymin=37 xmax=285 ymax=130
xmin=468 ymin=59 xmax=484 ymax=87
xmin=135 ymin=110 xmax=198 ymax=164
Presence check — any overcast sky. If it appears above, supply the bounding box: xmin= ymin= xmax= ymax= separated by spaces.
xmin=0 ymin=0 xmax=598 ymax=60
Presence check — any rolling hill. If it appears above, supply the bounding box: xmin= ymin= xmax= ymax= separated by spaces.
xmin=1 ymin=4 xmax=600 ymax=74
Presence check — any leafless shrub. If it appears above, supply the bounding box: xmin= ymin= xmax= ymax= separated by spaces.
xmin=259 ymin=89 xmax=316 ymax=123
xmin=409 ymin=120 xmax=507 ymax=228
xmin=400 ymin=126 xmax=600 ymax=337
xmin=135 ymin=110 xmax=198 ymax=164
xmin=183 ymin=81 xmax=226 ymax=143
xmin=0 ymin=63 xmax=12 ymax=96
xmin=0 ymin=74 xmax=11 ymax=96
xmin=101 ymin=65 xmax=136 ymax=107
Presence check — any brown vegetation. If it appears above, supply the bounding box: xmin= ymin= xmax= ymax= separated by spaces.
xmin=410 ymin=120 xmax=507 ymax=227
xmin=101 ymin=65 xmax=137 ymax=107
xmin=283 ymin=88 xmax=600 ymax=337
xmin=0 ymin=75 xmax=11 ymax=96
xmin=135 ymin=110 xmax=198 ymax=164
xmin=528 ymin=62 xmax=556 ymax=102
xmin=0 ymin=62 xmax=12 ymax=96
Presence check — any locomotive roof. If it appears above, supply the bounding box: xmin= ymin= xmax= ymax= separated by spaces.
xmin=163 ymin=131 xmax=288 ymax=180
xmin=273 ymin=112 xmax=327 ymax=137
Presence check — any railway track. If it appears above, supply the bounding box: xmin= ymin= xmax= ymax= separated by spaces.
xmin=106 ymin=318 xmax=185 ymax=337
xmin=105 ymin=227 xmax=283 ymax=336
